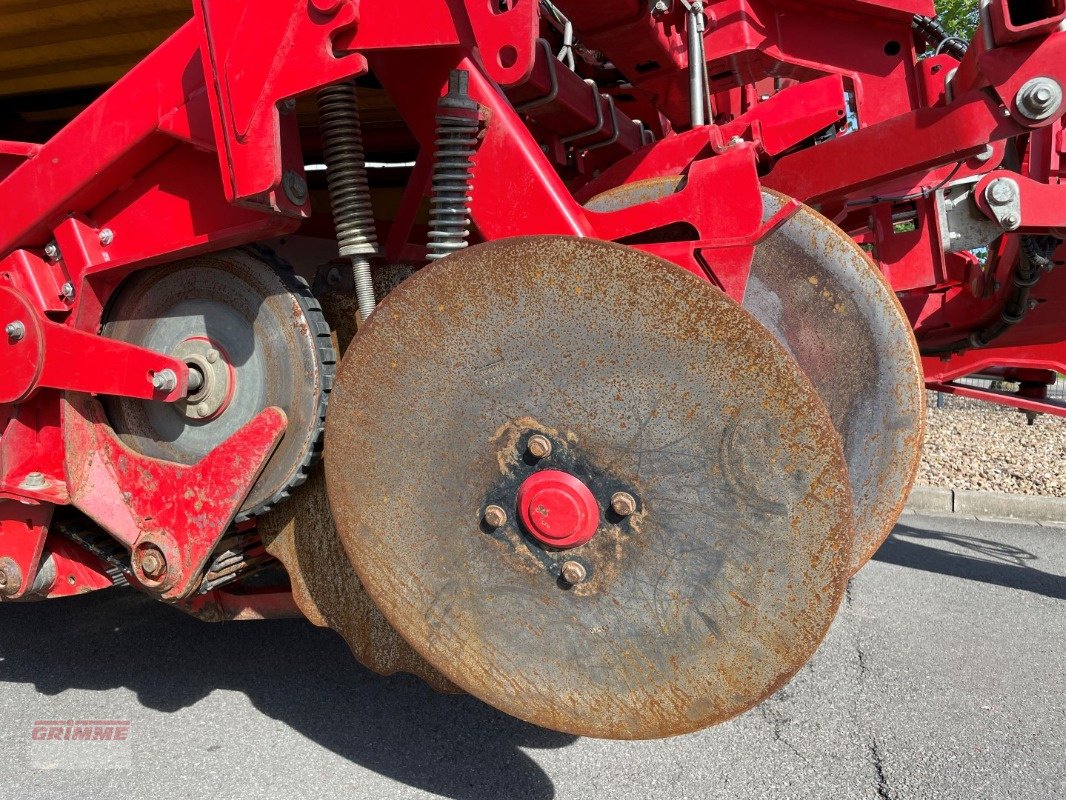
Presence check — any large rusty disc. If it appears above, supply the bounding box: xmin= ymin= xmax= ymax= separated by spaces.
xmin=587 ymin=182 xmax=925 ymax=573
xmin=324 ymin=237 xmax=852 ymax=739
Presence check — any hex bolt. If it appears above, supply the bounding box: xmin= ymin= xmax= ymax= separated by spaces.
xmin=987 ymin=179 xmax=1016 ymax=205
xmin=527 ymin=435 xmax=553 ymax=459
xmin=206 ymin=349 xmax=220 ymax=364
xmin=560 ymin=560 xmax=587 ymax=585
xmin=611 ymin=491 xmax=638 ymax=517
xmin=98 ymin=228 xmax=114 ymax=246
xmin=151 ymin=369 xmax=178 ymax=393
xmin=43 ymin=242 xmax=59 ymax=260
xmin=5 ymin=321 xmax=25 ymax=341
xmin=60 ymin=282 xmax=75 ymax=301
xmin=20 ymin=472 xmax=46 ymax=489
xmin=139 ymin=547 xmax=166 ymax=580
xmin=282 ymin=170 xmax=309 ymax=206
xmin=1016 ymin=77 xmax=1063 ymax=121
xmin=652 ymin=0 xmax=670 ymax=13
xmin=483 ymin=505 xmax=508 ymax=528
xmin=1004 ymin=213 xmax=1021 ymax=230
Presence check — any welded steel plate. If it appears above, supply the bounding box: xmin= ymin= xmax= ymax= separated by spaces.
xmin=325 ymin=237 xmax=852 ymax=739
xmin=587 ymin=182 xmax=925 ymax=573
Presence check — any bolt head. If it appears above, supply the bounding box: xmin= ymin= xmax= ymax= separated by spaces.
xmin=988 ymin=179 xmax=1016 ymax=205
xmin=43 ymin=242 xmax=59 ymax=259
xmin=483 ymin=505 xmax=508 ymax=528
xmin=560 ymin=560 xmax=587 ymax=585
xmin=5 ymin=321 xmax=25 ymax=341
xmin=1005 ymin=213 xmax=1020 ymax=229
xmin=20 ymin=471 xmax=46 ymax=489
xmin=60 ymin=282 xmax=75 ymax=300
xmin=98 ymin=228 xmax=114 ymax=246
xmin=611 ymin=491 xmax=638 ymax=517
xmin=151 ymin=369 xmax=178 ymax=393
xmin=139 ymin=547 xmax=166 ymax=579
xmin=527 ymin=435 xmax=553 ymax=459
xmin=1017 ymin=77 xmax=1063 ymax=120
xmin=282 ymin=171 xmax=309 ymax=205
xmin=206 ymin=349 xmax=220 ymax=364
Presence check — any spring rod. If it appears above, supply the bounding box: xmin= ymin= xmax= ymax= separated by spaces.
xmin=317 ymin=81 xmax=378 ymax=320
xmin=427 ymin=70 xmax=481 ymax=262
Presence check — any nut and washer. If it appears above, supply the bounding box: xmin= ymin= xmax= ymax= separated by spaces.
xmin=151 ymin=369 xmax=178 ymax=393
xmin=20 ymin=471 xmax=47 ymax=489
xmin=483 ymin=505 xmax=508 ymax=528
xmin=5 ymin=321 xmax=25 ymax=341
xmin=527 ymin=435 xmax=553 ymax=459
xmin=138 ymin=546 xmax=167 ymax=580
xmin=1015 ymin=77 xmax=1063 ymax=122
xmin=560 ymin=560 xmax=587 ymax=585
xmin=611 ymin=491 xmax=638 ymax=516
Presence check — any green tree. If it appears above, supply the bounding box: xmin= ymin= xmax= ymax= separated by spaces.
xmin=935 ymin=0 xmax=980 ymax=39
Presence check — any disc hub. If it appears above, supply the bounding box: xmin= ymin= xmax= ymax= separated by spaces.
xmin=173 ymin=336 xmax=234 ymax=421
xmin=516 ymin=469 xmax=599 ymax=549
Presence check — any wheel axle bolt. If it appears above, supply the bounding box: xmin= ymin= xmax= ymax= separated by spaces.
xmin=560 ymin=560 xmax=587 ymax=585
xmin=483 ymin=505 xmax=508 ymax=528
xmin=1016 ymin=77 xmax=1063 ymax=121
xmin=5 ymin=321 xmax=25 ymax=341
xmin=611 ymin=491 xmax=637 ymax=517
xmin=527 ymin=435 xmax=552 ymax=459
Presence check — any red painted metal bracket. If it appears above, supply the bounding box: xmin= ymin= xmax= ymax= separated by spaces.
xmin=193 ymin=0 xmax=366 ymax=204
xmin=0 ymin=502 xmax=52 ymax=599
xmin=0 ymin=284 xmax=189 ymax=405
xmin=63 ymin=396 xmax=287 ymax=601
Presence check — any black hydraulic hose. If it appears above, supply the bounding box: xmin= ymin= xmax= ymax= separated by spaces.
xmin=912 ymin=14 xmax=969 ymax=60
xmin=921 ymin=236 xmax=1062 ymax=356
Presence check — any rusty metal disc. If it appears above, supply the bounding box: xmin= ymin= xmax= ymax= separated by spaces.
xmin=324 ymin=236 xmax=852 ymax=739
xmin=587 ymin=181 xmax=925 ymax=573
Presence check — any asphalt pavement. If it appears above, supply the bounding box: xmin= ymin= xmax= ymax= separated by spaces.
xmin=0 ymin=512 xmax=1062 ymax=800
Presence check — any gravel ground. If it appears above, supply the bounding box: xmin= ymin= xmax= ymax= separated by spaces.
xmin=918 ymin=390 xmax=1066 ymax=496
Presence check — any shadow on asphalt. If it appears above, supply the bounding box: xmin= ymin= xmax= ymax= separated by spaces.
xmin=874 ymin=522 xmax=1066 ymax=600
xmin=0 ymin=589 xmax=575 ymax=799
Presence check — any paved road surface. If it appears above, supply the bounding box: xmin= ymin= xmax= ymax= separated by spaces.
xmin=0 ymin=512 xmax=1062 ymax=799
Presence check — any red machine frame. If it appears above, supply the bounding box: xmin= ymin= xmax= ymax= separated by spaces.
xmin=1 ymin=0 xmax=1064 ymax=609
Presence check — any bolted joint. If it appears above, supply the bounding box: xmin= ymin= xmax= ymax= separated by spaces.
xmin=137 ymin=546 xmax=167 ymax=581
xmin=986 ymin=178 xmax=1017 ymax=206
xmin=5 ymin=321 xmax=25 ymax=341
xmin=98 ymin=228 xmax=114 ymax=246
xmin=282 ymin=170 xmax=309 ymax=206
xmin=527 ymin=435 xmax=553 ymax=460
xmin=0 ymin=557 xmax=24 ymax=598
xmin=43 ymin=241 xmax=59 ymax=261
xmin=560 ymin=560 xmax=587 ymax=585
xmin=611 ymin=491 xmax=638 ymax=517
xmin=1016 ymin=77 xmax=1063 ymax=122
xmin=483 ymin=504 xmax=508 ymax=529
xmin=150 ymin=369 xmax=178 ymax=393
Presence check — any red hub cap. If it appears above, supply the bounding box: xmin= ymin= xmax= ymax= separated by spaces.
xmin=516 ymin=469 xmax=600 ymax=549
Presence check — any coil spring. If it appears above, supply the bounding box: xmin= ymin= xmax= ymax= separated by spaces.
xmin=317 ymin=81 xmax=377 ymax=320
xmin=427 ymin=81 xmax=480 ymax=261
